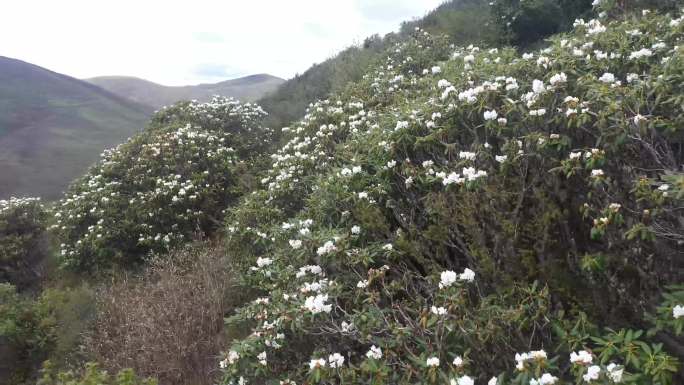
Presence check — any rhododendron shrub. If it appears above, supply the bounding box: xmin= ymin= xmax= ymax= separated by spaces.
xmin=52 ymin=97 xmax=271 ymax=270
xmin=219 ymin=9 xmax=683 ymax=385
xmin=0 ymin=197 xmax=49 ymax=288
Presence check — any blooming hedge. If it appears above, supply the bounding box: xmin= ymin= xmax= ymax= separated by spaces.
xmin=52 ymin=97 xmax=272 ymax=270
xmin=219 ymin=7 xmax=684 ymax=385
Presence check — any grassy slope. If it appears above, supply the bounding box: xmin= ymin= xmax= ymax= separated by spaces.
xmin=0 ymin=56 xmax=151 ymax=200
xmin=86 ymin=74 xmax=285 ymax=110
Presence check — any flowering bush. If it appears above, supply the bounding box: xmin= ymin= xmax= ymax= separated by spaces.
xmin=219 ymin=8 xmax=683 ymax=385
xmin=0 ymin=197 xmax=49 ymax=288
xmin=52 ymin=97 xmax=271 ymax=270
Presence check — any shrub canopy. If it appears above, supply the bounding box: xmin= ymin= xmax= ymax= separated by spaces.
xmin=220 ymin=9 xmax=684 ymax=385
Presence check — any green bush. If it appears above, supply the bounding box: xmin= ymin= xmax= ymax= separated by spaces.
xmin=52 ymin=97 xmax=271 ymax=271
xmin=0 ymin=283 xmax=96 ymax=385
xmin=0 ymin=197 xmax=49 ymax=289
xmin=37 ymin=361 xmax=156 ymax=385
xmin=219 ymin=9 xmax=683 ymax=385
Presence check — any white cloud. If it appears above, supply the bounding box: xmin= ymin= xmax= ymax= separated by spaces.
xmin=0 ymin=0 xmax=443 ymax=85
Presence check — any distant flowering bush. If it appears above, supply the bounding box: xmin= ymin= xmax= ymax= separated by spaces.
xmin=52 ymin=97 xmax=271 ymax=270
xmin=0 ymin=196 xmax=48 ymax=287
xmin=219 ymin=10 xmax=684 ymax=385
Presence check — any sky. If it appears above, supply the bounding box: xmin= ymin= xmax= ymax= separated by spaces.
xmin=0 ymin=0 xmax=444 ymax=86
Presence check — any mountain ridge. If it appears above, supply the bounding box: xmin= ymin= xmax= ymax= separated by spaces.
xmin=0 ymin=55 xmax=152 ymax=200
xmin=86 ymin=73 xmax=285 ymax=110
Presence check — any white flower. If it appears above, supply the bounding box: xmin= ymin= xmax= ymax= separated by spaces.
xmin=534 ymin=373 xmax=558 ymax=385
xmin=673 ymin=305 xmax=684 ymax=318
xmin=438 ymin=79 xmax=452 ymax=88
xmin=219 ymin=358 xmax=228 ymax=369
xmin=530 ymin=108 xmax=547 ymax=116
xmin=328 ymin=353 xmax=345 ymax=368
xmin=227 ymin=350 xmax=240 ymax=365
xmin=258 ymin=351 xmax=267 ymax=365
xmin=464 ymin=54 xmax=475 ymax=63
xmin=530 ymin=350 xmax=547 ymax=360
xmin=607 ymin=363 xmax=624 ymax=383
xmin=591 ymin=169 xmax=605 ymax=178
xmin=432 ymin=66 xmax=442 ymax=74
xmin=303 ymin=294 xmax=332 ymax=314
xmin=532 ymin=79 xmax=546 ymax=94
xmin=583 ymin=365 xmax=601 ymax=382
xmin=633 ymin=114 xmax=647 ymax=125
xmin=453 ymin=356 xmax=464 ymax=367
xmin=549 ymin=72 xmax=567 ymax=86
xmin=382 ymin=243 xmax=393 ymax=251
xmin=341 ymin=321 xmax=354 ymax=332
xmin=309 ymin=358 xmax=327 ymax=370
xmin=289 ymin=239 xmax=303 ymax=249
xmin=463 ymin=167 xmax=487 ymax=183
xmin=256 ymin=257 xmax=273 ymax=268
xmin=431 ymin=306 xmax=448 ymax=315
xmin=459 ymin=151 xmax=477 ymax=161
xmin=497 ymin=117 xmax=508 ymax=126
xmin=457 ymin=375 xmax=475 ymax=385
xmin=488 ymin=377 xmax=498 ymax=385
xmin=629 ymin=48 xmax=653 ymax=60
xmin=317 ymin=240 xmax=337 ymax=256
xmin=351 ymin=225 xmax=361 ymax=235
xmin=366 ymin=345 xmax=383 ymax=359
xmin=626 ymin=73 xmax=639 ymax=83
xmin=459 ymin=268 xmax=475 ymax=282
xmin=599 ymin=73 xmax=616 ymax=83
xmin=387 ymin=160 xmax=397 ymax=168
xmin=495 ymin=155 xmax=508 ymax=163
xmin=426 ymin=357 xmax=440 ymax=367
xmin=443 ymin=172 xmax=464 ymax=186
xmin=357 ymin=280 xmax=369 ymax=288
xmin=439 ymin=270 xmax=458 ymax=288
xmin=395 ymin=121 xmax=410 ymax=130
xmin=484 ymin=110 xmax=498 ymax=121
xmin=570 ymin=350 xmax=593 ymax=365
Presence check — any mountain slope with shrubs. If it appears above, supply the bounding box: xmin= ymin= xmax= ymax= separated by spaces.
xmin=218 ymin=7 xmax=684 ymax=385
xmin=3 ymin=3 xmax=684 ymax=385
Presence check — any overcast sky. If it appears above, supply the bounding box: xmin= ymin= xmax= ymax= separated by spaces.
xmin=0 ymin=0 xmax=444 ymax=85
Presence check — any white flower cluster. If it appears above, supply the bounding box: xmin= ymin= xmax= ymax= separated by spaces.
xmin=439 ymin=268 xmax=476 ymax=289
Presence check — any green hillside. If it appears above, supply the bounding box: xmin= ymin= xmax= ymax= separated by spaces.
xmin=2 ymin=2 xmax=684 ymax=385
xmin=86 ymin=74 xmax=284 ymax=111
xmin=0 ymin=56 xmax=151 ymax=200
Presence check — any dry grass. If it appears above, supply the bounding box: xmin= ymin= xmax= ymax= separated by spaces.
xmin=85 ymin=243 xmax=247 ymax=385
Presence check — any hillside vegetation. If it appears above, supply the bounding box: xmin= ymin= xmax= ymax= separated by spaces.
xmin=2 ymin=2 xmax=684 ymax=385
xmin=0 ymin=57 xmax=151 ymax=200
xmin=218 ymin=7 xmax=684 ymax=385
xmin=86 ymin=74 xmax=284 ymax=110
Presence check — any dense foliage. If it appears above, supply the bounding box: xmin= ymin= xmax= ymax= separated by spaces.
xmin=219 ymin=8 xmax=684 ymax=385
xmin=0 ymin=197 xmax=49 ymax=289
xmin=51 ymin=97 xmax=271 ymax=271
xmin=1 ymin=283 xmax=95 ymax=385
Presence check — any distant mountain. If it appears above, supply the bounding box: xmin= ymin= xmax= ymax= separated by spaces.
xmin=86 ymin=74 xmax=285 ymax=110
xmin=0 ymin=56 xmax=151 ymax=200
